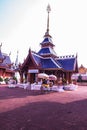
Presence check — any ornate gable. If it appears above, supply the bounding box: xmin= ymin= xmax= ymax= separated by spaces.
xmin=21 ymin=49 xmax=39 ymax=71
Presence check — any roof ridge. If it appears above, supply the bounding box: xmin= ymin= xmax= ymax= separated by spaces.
xmin=50 ymin=57 xmax=62 ymax=68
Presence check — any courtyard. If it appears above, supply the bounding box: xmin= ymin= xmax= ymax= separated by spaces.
xmin=0 ymin=85 xmax=87 ymax=130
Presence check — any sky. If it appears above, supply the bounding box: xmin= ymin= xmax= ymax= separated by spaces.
xmin=0 ymin=0 xmax=87 ymax=67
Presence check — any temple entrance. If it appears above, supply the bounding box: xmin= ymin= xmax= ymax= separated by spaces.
xmin=30 ymin=73 xmax=36 ymax=83
xmin=28 ymin=69 xmax=39 ymax=83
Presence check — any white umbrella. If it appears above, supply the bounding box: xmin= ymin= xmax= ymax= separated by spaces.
xmin=49 ymin=74 xmax=57 ymax=80
xmin=37 ymin=73 xmax=49 ymax=79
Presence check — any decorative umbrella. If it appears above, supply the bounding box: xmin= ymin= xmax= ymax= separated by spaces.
xmin=49 ymin=74 xmax=57 ymax=81
xmin=37 ymin=73 xmax=49 ymax=79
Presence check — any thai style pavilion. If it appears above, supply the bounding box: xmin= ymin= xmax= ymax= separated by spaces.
xmin=0 ymin=44 xmax=15 ymax=78
xmin=19 ymin=5 xmax=78 ymax=84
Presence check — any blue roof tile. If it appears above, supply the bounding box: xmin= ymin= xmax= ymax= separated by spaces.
xmin=32 ymin=53 xmax=42 ymax=65
xmin=57 ymin=58 xmax=76 ymax=71
xmin=3 ymin=54 xmax=11 ymax=65
xmin=0 ymin=50 xmax=4 ymax=60
xmin=31 ymin=51 xmax=76 ymax=71
xmin=40 ymin=37 xmax=53 ymax=45
xmin=32 ymin=52 xmax=61 ymax=69
xmin=38 ymin=47 xmax=57 ymax=56
xmin=41 ymin=58 xmax=62 ymax=69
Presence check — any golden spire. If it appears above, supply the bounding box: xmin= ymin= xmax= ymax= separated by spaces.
xmin=46 ymin=4 xmax=51 ymax=34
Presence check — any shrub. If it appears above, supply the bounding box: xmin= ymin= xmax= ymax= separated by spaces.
xmin=4 ymin=78 xmax=9 ymax=84
xmin=13 ymin=76 xmax=18 ymax=83
xmin=77 ymin=75 xmax=82 ymax=82
xmin=0 ymin=77 xmax=3 ymax=82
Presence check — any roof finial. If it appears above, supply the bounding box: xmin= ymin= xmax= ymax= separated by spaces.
xmin=76 ymin=52 xmax=78 ymax=58
xmin=0 ymin=43 xmax=2 ymax=51
xmin=15 ymin=50 xmax=19 ymax=68
xmin=17 ymin=50 xmax=19 ymax=55
xmin=46 ymin=4 xmax=51 ymax=34
xmin=9 ymin=52 xmax=11 ymax=56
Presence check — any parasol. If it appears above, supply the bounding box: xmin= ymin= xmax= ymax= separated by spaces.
xmin=49 ymin=74 xmax=57 ymax=81
xmin=37 ymin=73 xmax=49 ymax=79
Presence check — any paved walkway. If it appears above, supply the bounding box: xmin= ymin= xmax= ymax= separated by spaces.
xmin=0 ymin=85 xmax=87 ymax=130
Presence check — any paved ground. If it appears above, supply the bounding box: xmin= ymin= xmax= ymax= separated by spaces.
xmin=0 ymin=85 xmax=87 ymax=130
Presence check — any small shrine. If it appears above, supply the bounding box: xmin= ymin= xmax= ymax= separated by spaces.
xmin=19 ymin=5 xmax=78 ymax=84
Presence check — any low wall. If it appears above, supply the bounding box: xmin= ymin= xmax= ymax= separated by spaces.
xmin=77 ymin=82 xmax=87 ymax=86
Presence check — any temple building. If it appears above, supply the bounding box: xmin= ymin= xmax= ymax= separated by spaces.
xmin=78 ymin=64 xmax=87 ymax=74
xmin=19 ymin=5 xmax=78 ymax=84
xmin=0 ymin=43 xmax=15 ymax=79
